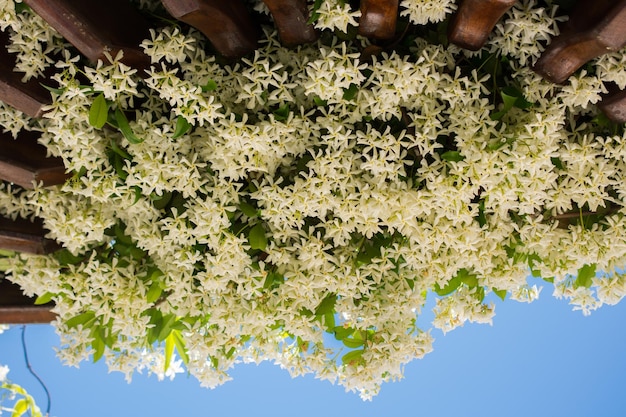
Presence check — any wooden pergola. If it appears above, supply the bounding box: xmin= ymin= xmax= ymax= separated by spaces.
xmin=1 ymin=0 xmax=625 ymax=323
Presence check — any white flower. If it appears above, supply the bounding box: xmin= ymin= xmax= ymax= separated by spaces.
xmin=314 ymin=0 xmax=360 ymax=33
xmin=0 ymin=364 xmax=9 ymax=382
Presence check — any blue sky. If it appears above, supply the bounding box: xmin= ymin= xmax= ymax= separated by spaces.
xmin=2 ymin=289 xmax=625 ymax=417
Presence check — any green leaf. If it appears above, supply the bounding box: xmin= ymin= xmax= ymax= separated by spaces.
xmin=109 ymin=139 xmax=132 ymax=160
xmin=11 ymin=398 xmax=29 ymax=417
xmin=114 ymin=223 xmax=133 ymax=245
xmin=171 ymin=329 xmax=189 ymax=366
xmin=551 ymin=157 xmax=564 ymax=170
xmin=172 ymin=115 xmax=191 ymax=139
xmin=164 ymin=332 xmax=175 ymax=372
xmin=307 ymin=0 xmax=323 ymax=23
xmin=152 ymin=191 xmax=173 ymax=210
xmin=54 ymin=249 xmax=83 ymax=266
xmin=146 ymin=281 xmax=163 ymax=304
xmin=491 ymin=87 xmax=532 ymax=120
xmin=333 ymin=326 xmax=353 ymax=340
xmin=441 ymin=151 xmax=465 ymax=162
xmin=313 ymin=96 xmax=327 ymax=107
xmin=239 ymin=201 xmax=258 ymax=218
xmin=323 ymin=312 xmax=335 ymax=331
xmin=477 ymin=199 xmax=487 ymax=227
xmin=66 ymin=311 xmax=96 ymax=329
xmin=492 ymin=288 xmax=507 ymax=301
xmin=0 ymin=257 xmax=12 ymax=271
xmin=34 ymin=292 xmax=54 ymax=305
xmin=201 ymin=79 xmax=217 ymax=92
xmin=342 ymin=84 xmax=358 ymax=101
xmin=434 ymin=275 xmax=462 ymax=296
xmin=157 ymin=313 xmax=177 ymax=342
xmin=461 ymin=273 xmax=478 ymax=288
xmin=575 ymin=263 xmax=596 ymax=289
xmin=39 ymin=83 xmax=65 ymax=95
xmin=502 ymin=86 xmax=532 ymax=109
xmin=248 ymin=223 xmax=267 ymax=251
xmin=273 ymin=104 xmax=290 ymax=121
xmin=315 ymin=293 xmax=337 ymax=316
xmin=89 ymin=93 xmax=108 ymax=128
xmin=342 ymin=337 xmax=364 ymax=348
xmin=341 ymin=349 xmax=364 ymax=366
xmin=113 ymin=153 xmax=128 ymax=180
xmin=115 ymin=108 xmax=143 ymax=144
xmin=91 ymin=330 xmax=105 ymax=362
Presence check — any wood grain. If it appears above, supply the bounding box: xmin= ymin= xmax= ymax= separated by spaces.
xmin=0 ymin=130 xmax=69 ymax=189
xmin=358 ymin=0 xmax=399 ymax=40
xmin=533 ymin=0 xmax=626 ymax=84
xmin=0 ymin=216 xmax=60 ymax=255
xmin=161 ymin=0 xmax=259 ymax=58
xmin=24 ymin=0 xmax=151 ymax=69
xmin=262 ymin=0 xmax=318 ymax=46
xmin=448 ymin=0 xmax=517 ymax=51
xmin=0 ymin=31 xmax=51 ymax=117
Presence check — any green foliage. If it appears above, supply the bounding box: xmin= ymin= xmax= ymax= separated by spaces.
xmin=114 ymin=108 xmax=143 ymax=144
xmin=248 ymin=223 xmax=267 ymax=250
xmin=172 ymin=116 xmax=191 ymax=139
xmin=88 ymin=93 xmax=109 ymax=128
xmin=4 ymin=0 xmax=626 ymax=401
xmin=575 ymin=264 xmax=596 ymax=289
xmin=491 ymin=86 xmax=533 ymax=120
xmin=1 ymin=382 xmax=43 ymax=417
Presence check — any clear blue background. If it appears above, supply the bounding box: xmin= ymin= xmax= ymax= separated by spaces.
xmin=1 ymin=290 xmax=625 ymax=417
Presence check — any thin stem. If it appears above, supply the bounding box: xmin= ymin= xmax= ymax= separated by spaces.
xmin=20 ymin=326 xmax=51 ymax=417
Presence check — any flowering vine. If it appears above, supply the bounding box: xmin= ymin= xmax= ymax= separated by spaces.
xmin=1 ymin=0 xmax=626 ymax=400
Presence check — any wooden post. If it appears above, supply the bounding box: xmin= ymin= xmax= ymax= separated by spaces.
xmin=533 ymin=0 xmax=626 ymax=84
xmin=0 ymin=216 xmax=60 ymax=255
xmin=447 ymin=0 xmax=517 ymax=51
xmin=160 ymin=0 xmax=259 ymax=58
xmin=358 ymin=0 xmax=399 ymax=40
xmin=0 ymin=130 xmax=69 ymax=189
xmin=599 ymin=89 xmax=626 ymax=124
xmin=0 ymin=278 xmax=55 ymax=324
xmin=23 ymin=0 xmax=152 ymax=69
xmin=0 ymin=31 xmax=51 ymax=118
xmin=261 ymin=0 xmax=318 ymax=46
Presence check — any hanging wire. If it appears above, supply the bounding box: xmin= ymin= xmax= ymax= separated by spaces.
xmin=20 ymin=325 xmax=51 ymax=416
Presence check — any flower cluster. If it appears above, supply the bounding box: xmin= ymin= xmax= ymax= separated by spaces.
xmin=1 ymin=0 xmax=626 ymax=401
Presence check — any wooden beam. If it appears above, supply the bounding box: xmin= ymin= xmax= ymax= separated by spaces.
xmin=0 ymin=31 xmax=52 ymax=118
xmin=160 ymin=0 xmax=259 ymax=58
xmin=358 ymin=0 xmax=399 ymax=40
xmin=24 ymin=0 xmax=151 ymax=69
xmin=0 ymin=278 xmax=55 ymax=324
xmin=0 ymin=130 xmax=69 ymax=189
xmin=261 ymin=0 xmax=318 ymax=46
xmin=599 ymin=89 xmax=626 ymax=124
xmin=534 ymin=0 xmax=626 ymax=84
xmin=447 ymin=0 xmax=517 ymax=51
xmin=0 ymin=216 xmax=60 ymax=255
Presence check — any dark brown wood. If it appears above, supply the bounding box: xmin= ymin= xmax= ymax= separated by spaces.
xmin=23 ymin=0 xmax=151 ymax=69
xmin=447 ymin=0 xmax=517 ymax=51
xmin=0 ymin=31 xmax=51 ymax=117
xmin=0 ymin=216 xmax=60 ymax=255
xmin=261 ymin=0 xmax=318 ymax=46
xmin=0 ymin=130 xmax=69 ymax=189
xmin=0 ymin=306 xmax=56 ymax=323
xmin=358 ymin=0 xmax=399 ymax=40
xmin=0 ymin=278 xmax=55 ymax=323
xmin=533 ymin=0 xmax=626 ymax=84
xmin=160 ymin=0 xmax=258 ymax=58
xmin=599 ymin=89 xmax=626 ymax=123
